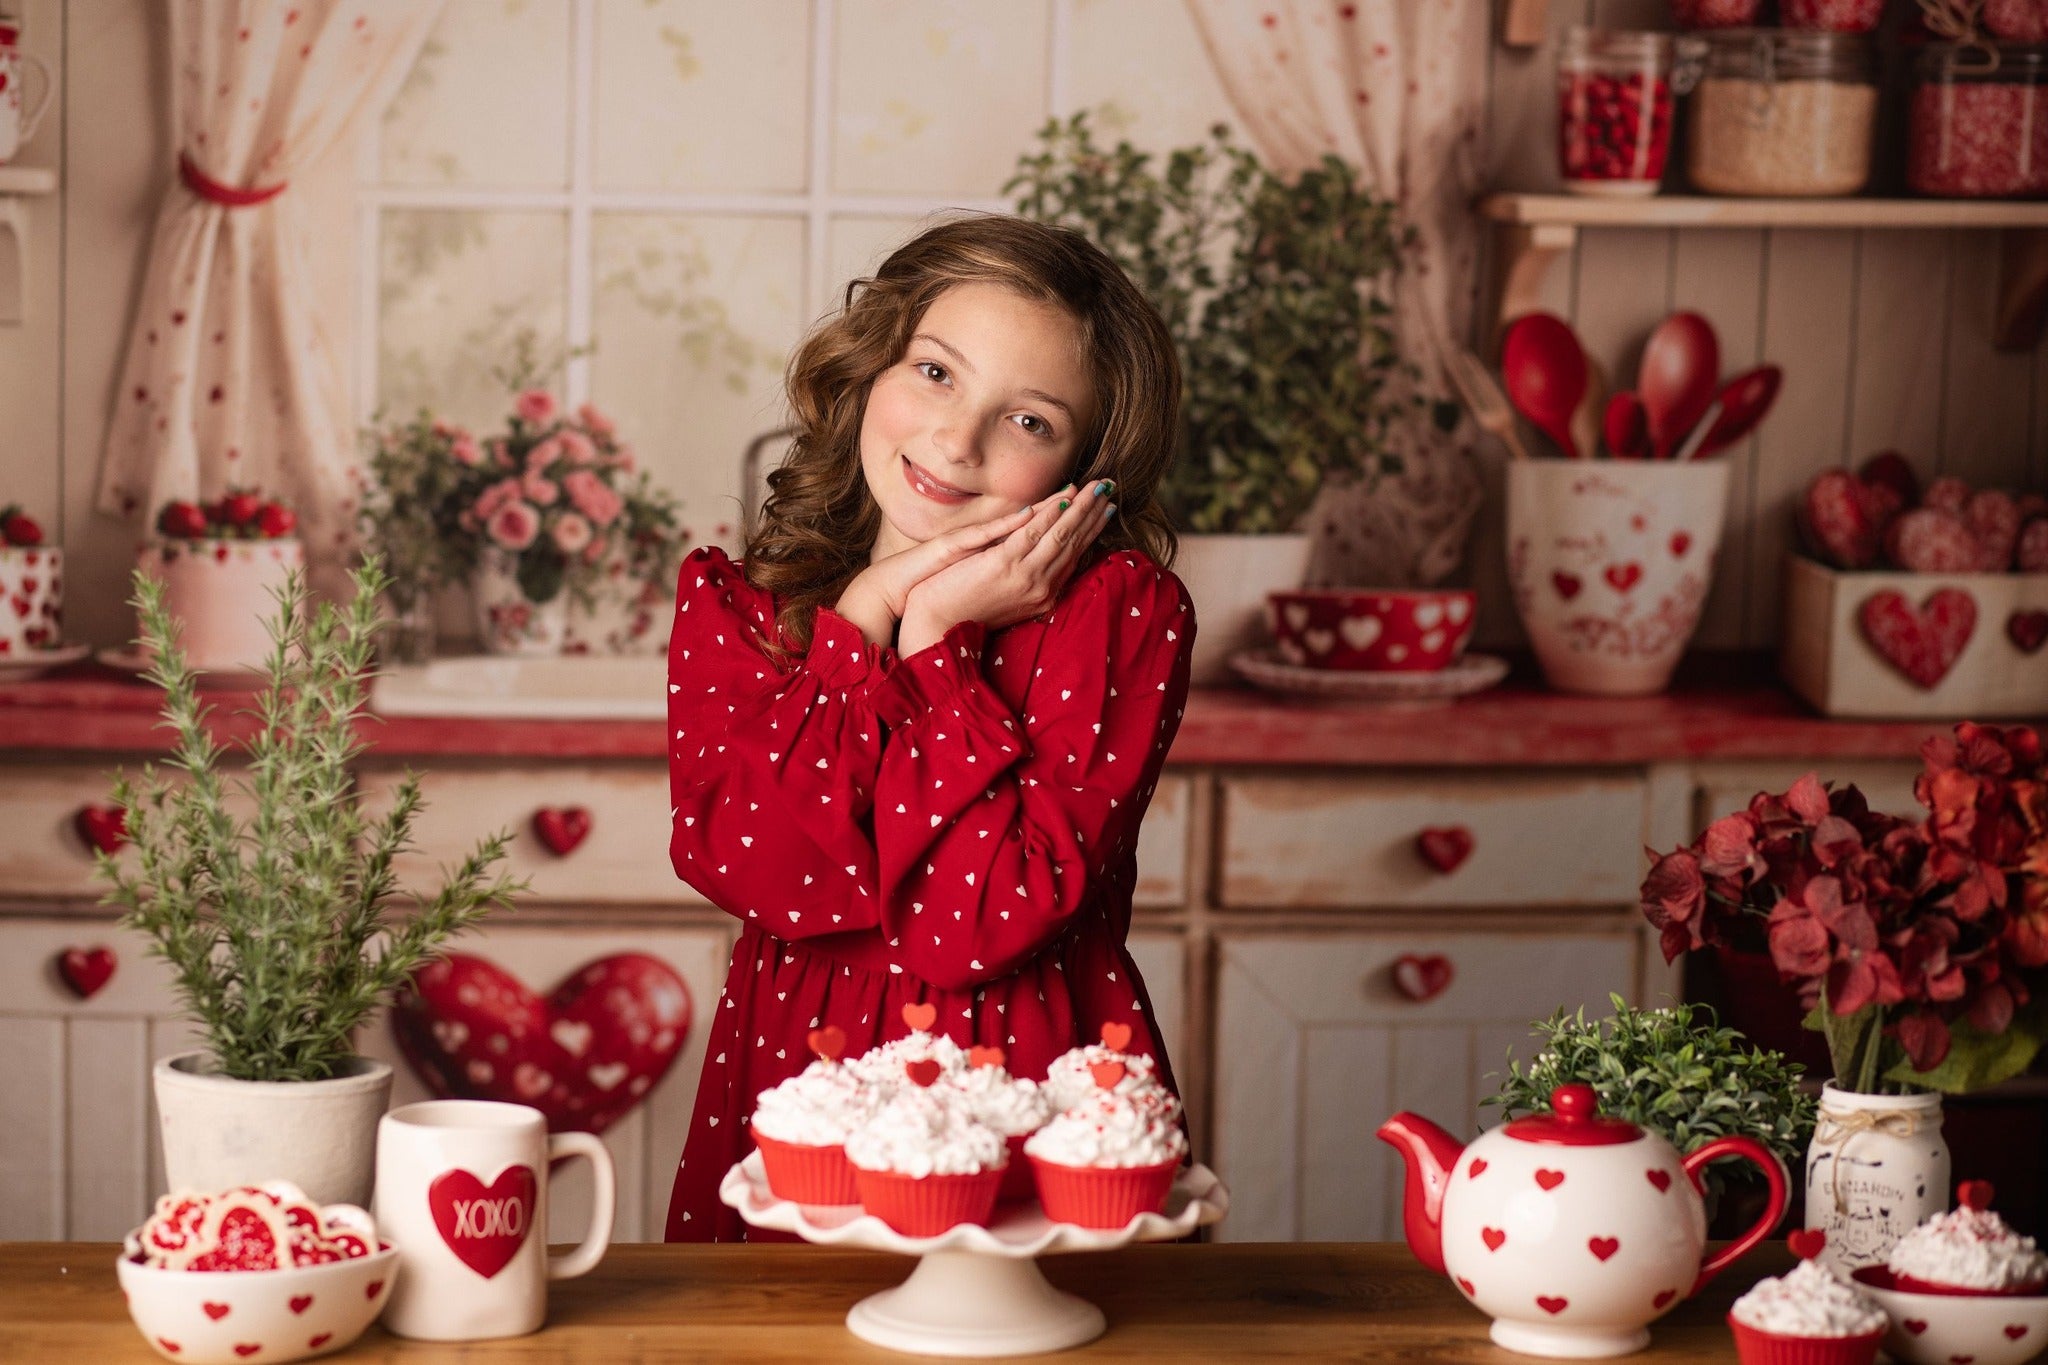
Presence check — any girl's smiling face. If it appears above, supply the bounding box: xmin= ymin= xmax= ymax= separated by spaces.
xmin=860 ymin=282 xmax=1098 ymax=561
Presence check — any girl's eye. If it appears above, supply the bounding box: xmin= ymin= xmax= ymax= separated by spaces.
xmin=914 ymin=360 xmax=949 ymax=384
xmin=1013 ymin=414 xmax=1055 ymax=440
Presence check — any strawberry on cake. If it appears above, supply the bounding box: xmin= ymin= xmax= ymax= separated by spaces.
xmin=141 ymin=490 xmax=302 ymax=672
xmin=1885 ymin=1181 xmax=2048 ymax=1296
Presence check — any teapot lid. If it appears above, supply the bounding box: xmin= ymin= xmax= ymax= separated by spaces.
xmin=1501 ymin=1084 xmax=1640 ymax=1146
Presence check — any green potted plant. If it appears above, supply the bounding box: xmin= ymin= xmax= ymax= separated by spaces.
xmin=1485 ymin=994 xmax=1817 ymax=1224
xmin=1006 ymin=112 xmax=1417 ymax=681
xmin=96 ymin=556 xmax=524 ymax=1206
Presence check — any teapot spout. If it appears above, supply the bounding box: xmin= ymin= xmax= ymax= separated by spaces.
xmin=1375 ymin=1112 xmax=1464 ymax=1275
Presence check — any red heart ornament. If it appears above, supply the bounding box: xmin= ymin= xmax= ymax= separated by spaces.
xmin=1482 ymin=1227 xmax=1507 ymax=1251
xmin=968 ymin=1045 xmax=1006 ymax=1069
xmin=1390 ymin=954 xmax=1454 ymax=1003
xmin=1089 ymin=1060 xmax=1127 ymax=1090
xmin=904 ymin=1058 xmax=942 ymax=1088
xmin=531 ymin=806 xmax=591 ymax=857
xmin=1588 ymin=1237 xmax=1619 ymax=1261
xmin=429 ymin=1165 xmax=537 ymax=1280
xmin=901 ymin=1002 xmax=938 ymax=1032
xmin=1552 ymin=572 xmax=1582 ymax=601
xmin=74 ymin=804 xmax=127 ymax=855
xmin=57 ymin=946 xmax=116 ymax=999
xmin=807 ymin=1025 xmax=846 ymax=1062
xmin=1535 ymin=1169 xmax=1565 ymax=1190
xmin=1414 ymin=827 xmax=1474 ymax=874
xmin=1646 ymin=1169 xmax=1671 ymax=1193
xmin=392 ymin=952 xmax=691 ymax=1135
xmin=1787 ymin=1229 xmax=1827 ymax=1260
xmin=1859 ymin=588 xmax=1977 ymax=689
xmin=1603 ymin=562 xmax=1643 ymax=593
xmin=1099 ymin=1022 xmax=1133 ymax=1051
xmin=2009 ymin=611 xmax=2048 ymax=654
xmin=1537 ymin=1295 xmax=1570 ymax=1315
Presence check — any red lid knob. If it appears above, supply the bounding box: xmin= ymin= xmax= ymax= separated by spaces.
xmin=1500 ymin=1083 xmax=1640 ymax=1146
xmin=1551 ymin=1084 xmax=1599 ymax=1122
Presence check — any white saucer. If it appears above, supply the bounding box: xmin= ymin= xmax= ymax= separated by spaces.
xmin=1230 ymin=647 xmax=1510 ymax=701
xmin=96 ymin=646 xmax=270 ymax=690
xmin=0 ymin=641 xmax=92 ymax=682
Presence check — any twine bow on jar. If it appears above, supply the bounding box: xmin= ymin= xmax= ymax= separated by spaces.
xmin=1813 ymin=1104 xmax=1923 ymax=1213
xmin=1919 ymin=0 xmax=2002 ymax=73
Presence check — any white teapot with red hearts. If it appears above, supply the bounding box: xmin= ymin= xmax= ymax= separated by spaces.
xmin=1378 ymin=1083 xmax=1788 ymax=1359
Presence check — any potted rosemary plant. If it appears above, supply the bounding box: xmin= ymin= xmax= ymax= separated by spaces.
xmin=96 ymin=556 xmax=523 ymax=1205
xmin=1007 ymin=112 xmax=1416 ymax=681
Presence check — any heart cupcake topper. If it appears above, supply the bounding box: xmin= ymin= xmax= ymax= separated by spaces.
xmin=1787 ymin=1229 xmax=1826 ymax=1261
xmin=1089 ymin=1060 xmax=1127 ymax=1090
xmin=904 ymin=1059 xmax=942 ymax=1088
xmin=807 ymin=1025 xmax=846 ymax=1062
xmin=1099 ymin=1022 xmax=1132 ymax=1052
xmin=1959 ymin=1179 xmax=1995 ymax=1212
xmin=967 ymin=1045 xmax=1005 ymax=1069
xmin=901 ymin=1001 xmax=937 ymax=1033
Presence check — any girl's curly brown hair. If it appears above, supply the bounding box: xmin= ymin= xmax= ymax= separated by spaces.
xmin=743 ymin=213 xmax=1181 ymax=653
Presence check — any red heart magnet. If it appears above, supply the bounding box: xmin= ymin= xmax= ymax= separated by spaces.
xmin=1390 ymin=954 xmax=1454 ymax=1003
xmin=74 ymin=804 xmax=127 ymax=855
xmin=1859 ymin=588 xmax=1977 ymax=689
xmin=429 ymin=1165 xmax=537 ymax=1280
xmin=391 ymin=952 xmax=691 ymax=1135
xmin=1089 ymin=1060 xmax=1127 ymax=1090
xmin=901 ymin=1001 xmax=938 ymax=1032
xmin=1414 ymin=827 xmax=1474 ymax=875
xmin=531 ymin=806 xmax=591 ymax=857
xmin=57 ymin=946 xmax=116 ymax=999
xmin=1099 ymin=1022 xmax=1133 ymax=1051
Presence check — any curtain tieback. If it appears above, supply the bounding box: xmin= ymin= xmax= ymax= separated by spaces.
xmin=178 ymin=152 xmax=288 ymax=208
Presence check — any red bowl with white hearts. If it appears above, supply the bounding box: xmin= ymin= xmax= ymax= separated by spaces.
xmin=117 ymin=1242 xmax=398 ymax=1364
xmin=1266 ymin=588 xmax=1476 ymax=672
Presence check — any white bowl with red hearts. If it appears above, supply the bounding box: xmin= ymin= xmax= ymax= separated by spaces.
xmin=117 ymin=1241 xmax=397 ymax=1363
xmin=1266 ymin=588 xmax=1476 ymax=672
xmin=1849 ymin=1267 xmax=2048 ymax=1365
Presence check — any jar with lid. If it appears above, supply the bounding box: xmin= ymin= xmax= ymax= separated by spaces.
xmin=1687 ymin=30 xmax=1877 ymax=196
xmin=1908 ymin=44 xmax=2048 ymax=198
xmin=1557 ymin=28 xmax=1679 ymax=196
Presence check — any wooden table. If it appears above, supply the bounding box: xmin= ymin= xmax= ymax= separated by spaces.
xmin=0 ymin=1241 xmax=1783 ymax=1361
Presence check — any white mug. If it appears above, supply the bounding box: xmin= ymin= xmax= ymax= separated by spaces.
xmin=0 ymin=47 xmax=52 ymax=164
xmin=373 ymin=1100 xmax=615 ymax=1341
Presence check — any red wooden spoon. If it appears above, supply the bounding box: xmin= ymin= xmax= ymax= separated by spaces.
xmin=1690 ymin=365 xmax=1782 ymax=459
xmin=1501 ymin=313 xmax=1588 ymax=459
xmin=1602 ymin=390 xmax=1650 ymax=459
xmin=1638 ymin=312 xmax=1720 ymax=458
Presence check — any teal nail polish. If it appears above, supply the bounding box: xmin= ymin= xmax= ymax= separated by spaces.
xmin=1095 ymin=480 xmax=1113 ymax=497
xmin=1106 ymin=501 xmax=1118 ymax=517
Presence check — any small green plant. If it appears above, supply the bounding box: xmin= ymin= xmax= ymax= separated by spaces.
xmin=1007 ymin=112 xmax=1427 ymax=534
xmin=95 ymin=557 xmax=526 ymax=1082
xmin=1485 ymin=995 xmax=1817 ymax=1198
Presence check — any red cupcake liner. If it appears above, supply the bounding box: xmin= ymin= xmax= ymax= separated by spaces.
xmin=854 ymin=1166 xmax=1004 ymax=1237
xmin=753 ymin=1131 xmax=859 ymax=1206
xmin=1727 ymin=1313 xmax=1887 ymax=1365
xmin=1030 ymin=1155 xmax=1179 ymax=1230
xmin=998 ymin=1135 xmax=1034 ymax=1203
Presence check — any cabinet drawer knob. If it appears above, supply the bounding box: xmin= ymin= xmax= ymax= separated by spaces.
xmin=1415 ymin=825 xmax=1474 ymax=874
xmin=532 ymin=806 xmax=592 ymax=856
xmin=57 ymin=945 xmax=118 ymax=999
xmin=1390 ymin=953 xmax=1454 ymax=1003
xmin=74 ymin=803 xmax=128 ymax=855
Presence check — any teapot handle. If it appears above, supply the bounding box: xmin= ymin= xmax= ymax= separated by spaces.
xmin=1683 ymin=1135 xmax=1789 ymax=1296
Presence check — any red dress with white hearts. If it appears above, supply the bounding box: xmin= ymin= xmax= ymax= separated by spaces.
xmin=662 ymin=545 xmax=1195 ymax=1241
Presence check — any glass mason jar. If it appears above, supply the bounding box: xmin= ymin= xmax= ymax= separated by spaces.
xmin=1688 ymin=30 xmax=1878 ymax=196
xmin=1557 ymin=28 xmax=1681 ymax=196
xmin=1908 ymin=44 xmax=2048 ymax=198
xmin=1804 ymin=1084 xmax=1949 ymax=1277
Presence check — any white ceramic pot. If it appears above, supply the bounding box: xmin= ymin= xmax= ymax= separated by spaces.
xmin=1804 ymin=1084 xmax=1948 ymax=1277
xmin=0 ymin=544 xmax=61 ymax=653
xmin=1174 ymin=532 xmax=1314 ymax=686
xmin=564 ymin=556 xmax=671 ymax=655
xmin=153 ymin=1052 xmax=393 ymax=1207
xmin=1505 ymin=460 xmax=1729 ymax=696
xmin=471 ymin=548 xmax=568 ymax=655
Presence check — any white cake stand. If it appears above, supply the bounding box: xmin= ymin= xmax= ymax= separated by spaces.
xmin=719 ymin=1153 xmax=1228 ymax=1357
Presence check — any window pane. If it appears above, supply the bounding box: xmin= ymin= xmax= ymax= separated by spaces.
xmin=1067 ymin=0 xmax=1237 ymax=154
xmin=833 ymin=0 xmax=1049 ymax=196
xmin=381 ymin=0 xmax=572 ymax=189
xmin=589 ymin=214 xmax=803 ymax=551
xmin=378 ymin=210 xmax=569 ymax=431
xmin=594 ymin=0 xmax=810 ymax=193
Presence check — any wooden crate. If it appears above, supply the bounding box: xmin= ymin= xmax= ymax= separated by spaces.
xmin=1779 ymin=555 xmax=2048 ymax=719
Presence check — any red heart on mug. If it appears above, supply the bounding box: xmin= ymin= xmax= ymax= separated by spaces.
xmin=901 ymin=1002 xmax=938 ymax=1032
xmin=904 ymin=1059 xmax=942 ymax=1088
xmin=1603 ymin=562 xmax=1643 ymax=593
xmin=57 ymin=946 xmax=116 ymax=999
xmin=531 ymin=807 xmax=591 ymax=856
xmin=1859 ymin=589 xmax=1976 ymax=689
xmin=391 ymin=952 xmax=690 ymax=1135
xmin=428 ymin=1165 xmax=537 ymax=1280
xmin=1552 ymin=572 xmax=1582 ymax=601
xmin=1390 ymin=954 xmax=1453 ymax=1003
xmin=74 ymin=804 xmax=127 ymax=855
xmin=1089 ymin=1060 xmax=1127 ymax=1090
xmin=807 ymin=1025 xmax=846 ymax=1062
xmin=1787 ymin=1229 xmax=1827 ymax=1260
xmin=1099 ymin=1022 xmax=1133 ymax=1051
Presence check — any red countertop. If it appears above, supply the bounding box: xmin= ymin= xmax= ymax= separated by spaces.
xmin=0 ymin=655 xmax=1980 ymax=765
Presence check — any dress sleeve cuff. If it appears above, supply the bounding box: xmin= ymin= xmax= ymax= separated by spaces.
xmin=806 ymin=608 xmax=896 ymax=693
xmin=869 ymin=620 xmax=997 ymax=729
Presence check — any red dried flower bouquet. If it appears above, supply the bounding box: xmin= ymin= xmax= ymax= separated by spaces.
xmin=1641 ymin=722 xmax=2048 ymax=1094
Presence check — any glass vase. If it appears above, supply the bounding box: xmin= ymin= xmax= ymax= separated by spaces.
xmin=1803 ymin=1083 xmax=1949 ymax=1276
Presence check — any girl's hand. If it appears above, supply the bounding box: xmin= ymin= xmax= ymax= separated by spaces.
xmin=833 ymin=502 xmax=1039 ymax=648
xmin=897 ymin=480 xmax=1116 ymax=656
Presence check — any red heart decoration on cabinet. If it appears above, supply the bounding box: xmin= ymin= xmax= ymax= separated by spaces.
xmin=74 ymin=804 xmax=127 ymax=855
xmin=531 ymin=806 xmax=591 ymax=856
xmin=1859 ymin=589 xmax=1977 ymax=689
xmin=1414 ymin=827 xmax=1473 ymax=874
xmin=1099 ymin=1022 xmax=1133 ymax=1051
xmin=1787 ymin=1229 xmax=1827 ymax=1260
xmin=392 ymin=952 xmax=691 ymax=1135
xmin=1390 ymin=954 xmax=1453 ymax=1003
xmin=57 ymin=946 xmax=116 ymax=999
xmin=901 ymin=1002 xmax=938 ymax=1032
xmin=2009 ymin=611 xmax=2048 ymax=654
xmin=428 ymin=1164 xmax=537 ymax=1279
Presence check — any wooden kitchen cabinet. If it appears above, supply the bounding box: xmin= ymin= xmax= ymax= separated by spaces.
xmin=0 ymin=761 xmax=145 ymax=901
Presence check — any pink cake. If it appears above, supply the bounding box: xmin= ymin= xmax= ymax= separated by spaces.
xmin=141 ymin=537 xmax=303 ymax=671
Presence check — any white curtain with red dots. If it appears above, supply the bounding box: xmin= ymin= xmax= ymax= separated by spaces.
xmin=94 ymin=0 xmax=441 ymax=560
xmin=1183 ymin=0 xmax=1488 ymax=588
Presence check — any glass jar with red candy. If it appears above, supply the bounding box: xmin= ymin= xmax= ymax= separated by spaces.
xmin=1908 ymin=44 xmax=2048 ymax=198
xmin=1558 ymin=28 xmax=1679 ymax=196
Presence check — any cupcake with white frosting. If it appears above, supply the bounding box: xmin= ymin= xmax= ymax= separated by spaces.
xmin=1041 ymin=1021 xmax=1166 ymax=1113
xmin=750 ymin=1025 xmax=869 ymax=1205
xmin=845 ymin=1060 xmax=1008 ymax=1236
xmin=1025 ymin=1059 xmax=1188 ymax=1229
xmin=946 ymin=1045 xmax=1051 ymax=1202
xmin=1728 ymin=1233 xmax=1888 ymax=1365
xmin=847 ymin=1002 xmax=968 ymax=1097
xmin=1886 ymin=1181 xmax=2048 ymax=1296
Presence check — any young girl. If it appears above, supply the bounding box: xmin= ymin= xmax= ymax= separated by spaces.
xmin=663 ymin=214 xmax=1194 ymax=1241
